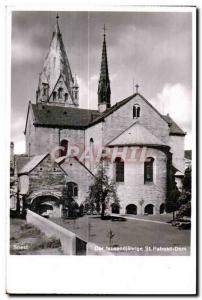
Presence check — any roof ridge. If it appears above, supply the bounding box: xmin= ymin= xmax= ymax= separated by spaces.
xmin=18 ymin=152 xmax=49 ymax=175
xmin=58 ymin=155 xmax=95 ymax=177
xmin=106 ymin=121 xmax=167 ymax=147
xmin=32 ymin=103 xmax=99 ymax=113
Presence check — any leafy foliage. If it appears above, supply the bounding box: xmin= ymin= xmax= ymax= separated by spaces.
xmin=176 ymin=168 xmax=191 ymax=219
xmin=86 ymin=163 xmax=119 ymax=219
xmin=166 ymin=166 xmax=181 ymax=214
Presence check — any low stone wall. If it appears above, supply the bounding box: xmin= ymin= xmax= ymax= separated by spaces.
xmin=26 ymin=210 xmax=112 ymax=256
xmin=26 ymin=209 xmax=76 ymax=255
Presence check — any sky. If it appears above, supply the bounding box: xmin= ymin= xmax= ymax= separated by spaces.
xmin=11 ymin=10 xmax=193 ymax=153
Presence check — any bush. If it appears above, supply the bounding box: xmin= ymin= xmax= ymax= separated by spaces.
xmin=177 ymin=192 xmax=191 ymax=206
xmin=31 ymin=236 xmax=61 ymax=250
xmin=176 ymin=201 xmax=191 ymax=219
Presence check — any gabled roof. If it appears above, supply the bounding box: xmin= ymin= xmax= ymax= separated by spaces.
xmin=106 ymin=122 xmax=168 ymax=148
xmin=89 ymin=93 xmax=186 ymax=136
xmin=18 ymin=153 xmax=49 ymax=175
xmin=31 ymin=103 xmax=100 ymax=128
xmin=172 ymin=164 xmax=184 ymax=177
xmin=27 ymin=92 xmax=185 ymax=136
xmin=57 ymin=155 xmax=95 ymax=177
xmin=15 ymin=154 xmax=30 ymax=173
xmin=161 ymin=114 xmax=186 ymax=136
xmin=90 ymin=92 xmax=167 ymax=126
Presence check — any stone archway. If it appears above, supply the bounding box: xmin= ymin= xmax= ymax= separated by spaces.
xmin=126 ymin=204 xmax=137 ymax=215
xmin=159 ymin=203 xmax=165 ymax=214
xmin=144 ymin=204 xmax=154 ymax=215
xmin=28 ymin=191 xmax=62 ymax=218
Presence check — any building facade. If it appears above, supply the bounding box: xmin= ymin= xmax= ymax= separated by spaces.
xmin=14 ymin=17 xmax=186 ymax=216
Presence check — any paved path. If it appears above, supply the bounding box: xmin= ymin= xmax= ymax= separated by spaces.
xmin=120 ymin=215 xmax=170 ymax=225
xmin=52 ymin=215 xmax=190 ymax=256
xmin=111 ymin=213 xmax=174 ymax=225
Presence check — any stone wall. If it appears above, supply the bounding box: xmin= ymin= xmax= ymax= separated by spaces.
xmin=26 ymin=209 xmax=77 ymax=255
xmin=28 ymin=125 xmax=85 ymax=158
xmin=168 ymin=135 xmax=185 ymax=174
xmin=28 ymin=126 xmax=59 ymax=156
xmin=26 ymin=209 xmax=112 ymax=255
xmin=84 ymin=122 xmax=103 ymax=171
xmin=60 ymin=128 xmax=85 ymax=159
xmin=29 ymin=155 xmax=66 ymax=194
xmin=59 ymin=156 xmax=94 ymax=205
xmin=107 ymin=147 xmax=167 ymax=215
xmin=102 ymin=94 xmax=170 ymax=146
xmin=24 ymin=93 xmax=184 ymax=216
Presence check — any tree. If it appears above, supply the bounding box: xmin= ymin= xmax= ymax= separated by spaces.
xmin=176 ymin=168 xmax=191 ymax=219
xmin=86 ymin=162 xmax=119 ymax=219
xmin=166 ymin=166 xmax=181 ymax=220
xmin=182 ymin=167 xmax=191 ymax=193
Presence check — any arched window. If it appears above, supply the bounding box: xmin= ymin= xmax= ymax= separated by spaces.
xmin=53 ymin=91 xmax=56 ymax=101
xmin=90 ymin=138 xmax=94 ymax=148
xmin=137 ymin=106 xmax=140 ymax=117
xmin=65 ymin=93 xmax=68 ymax=101
xmin=42 ymin=83 xmax=48 ymax=96
xmin=58 ymin=87 xmax=63 ymax=99
xmin=133 ymin=104 xmax=140 ymax=118
xmin=66 ymin=182 xmax=78 ymax=197
xmin=60 ymin=139 xmax=68 ymax=157
xmin=115 ymin=157 xmax=124 ymax=182
xmin=90 ymin=138 xmax=94 ymax=168
xmin=74 ymin=90 xmax=78 ymax=100
xmin=144 ymin=157 xmax=154 ymax=183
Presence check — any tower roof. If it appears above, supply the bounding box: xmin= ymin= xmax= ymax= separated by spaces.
xmin=38 ymin=16 xmax=74 ymax=98
xmin=98 ymin=26 xmax=111 ymax=108
xmin=99 ymin=34 xmax=110 ymax=83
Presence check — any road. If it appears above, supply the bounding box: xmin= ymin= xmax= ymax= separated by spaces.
xmin=51 ymin=214 xmax=191 ymax=256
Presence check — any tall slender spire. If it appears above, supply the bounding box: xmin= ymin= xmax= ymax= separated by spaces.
xmin=98 ymin=25 xmax=111 ymax=112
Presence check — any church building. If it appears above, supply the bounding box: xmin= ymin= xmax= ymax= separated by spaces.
xmin=14 ymin=16 xmax=186 ymax=216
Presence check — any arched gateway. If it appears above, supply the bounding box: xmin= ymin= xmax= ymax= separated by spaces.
xmin=126 ymin=204 xmax=137 ymax=215
xmin=144 ymin=204 xmax=154 ymax=215
xmin=28 ymin=191 xmax=62 ymax=218
xmin=159 ymin=203 xmax=165 ymax=214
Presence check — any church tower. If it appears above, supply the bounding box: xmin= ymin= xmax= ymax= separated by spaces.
xmin=36 ymin=15 xmax=79 ymax=107
xmin=98 ymin=25 xmax=111 ymax=112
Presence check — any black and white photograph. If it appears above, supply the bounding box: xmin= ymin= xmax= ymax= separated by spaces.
xmin=6 ymin=5 xmax=197 ymax=295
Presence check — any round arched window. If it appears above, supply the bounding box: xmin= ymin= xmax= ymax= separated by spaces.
xmin=144 ymin=157 xmax=154 ymax=183
xmin=133 ymin=104 xmax=140 ymax=118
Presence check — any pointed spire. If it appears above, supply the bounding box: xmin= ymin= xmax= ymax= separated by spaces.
xmin=54 ymin=13 xmax=61 ymax=36
xmin=98 ymin=25 xmax=111 ymax=111
xmin=37 ymin=14 xmax=78 ymax=106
